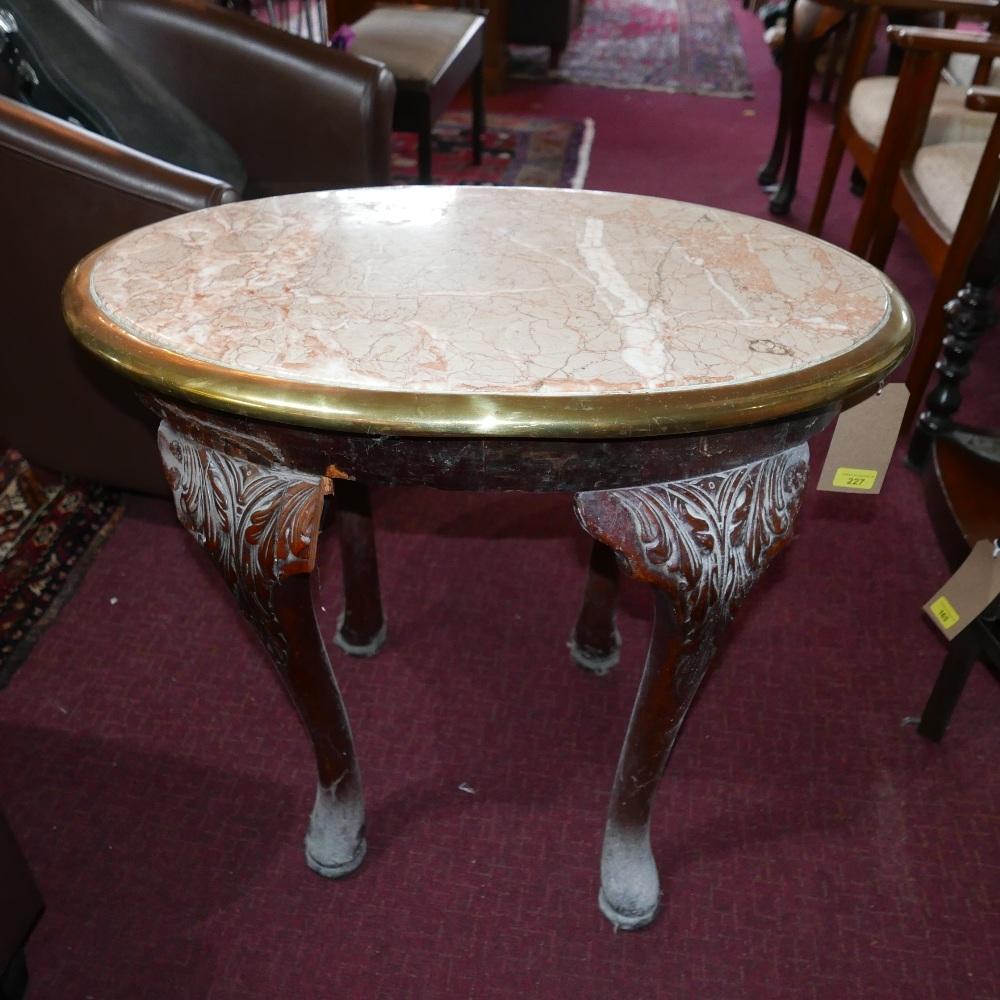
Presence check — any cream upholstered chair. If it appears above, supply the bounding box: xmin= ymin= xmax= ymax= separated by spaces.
xmin=807 ymin=0 xmax=1000 ymax=240
xmin=852 ymin=27 xmax=1000 ymax=427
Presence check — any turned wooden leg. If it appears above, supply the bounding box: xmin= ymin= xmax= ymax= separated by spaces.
xmin=569 ymin=539 xmax=621 ymax=675
xmin=158 ymin=421 xmax=366 ymax=878
xmin=575 ymin=445 xmax=810 ymax=930
xmin=333 ymin=480 xmax=387 ymax=656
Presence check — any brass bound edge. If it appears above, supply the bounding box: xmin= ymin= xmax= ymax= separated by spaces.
xmin=62 ymin=247 xmax=914 ymax=440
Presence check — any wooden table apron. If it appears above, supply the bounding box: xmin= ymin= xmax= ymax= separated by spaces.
xmin=148 ymin=390 xmax=832 ymax=931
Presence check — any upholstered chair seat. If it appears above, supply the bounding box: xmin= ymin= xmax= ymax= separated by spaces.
xmin=849 ymin=76 xmax=996 ymax=146
xmin=911 ymin=139 xmax=994 ymax=235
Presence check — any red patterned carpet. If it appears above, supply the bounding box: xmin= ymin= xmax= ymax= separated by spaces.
xmin=391 ymin=112 xmax=594 ymax=188
xmin=1 ymin=2 xmax=998 ymax=997
xmin=0 ymin=450 xmax=121 ymax=685
xmin=510 ymin=0 xmax=753 ymax=96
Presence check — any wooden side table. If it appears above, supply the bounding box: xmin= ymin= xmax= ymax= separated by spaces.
xmin=65 ymin=186 xmax=911 ymax=930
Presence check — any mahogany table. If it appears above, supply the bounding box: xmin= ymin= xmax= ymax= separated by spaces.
xmin=64 ymin=187 xmax=911 ymax=930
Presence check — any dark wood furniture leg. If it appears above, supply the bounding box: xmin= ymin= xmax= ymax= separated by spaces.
xmin=0 ymin=807 xmax=42 ymax=1000
xmin=158 ymin=421 xmax=366 ymax=878
xmin=917 ymin=618 xmax=983 ymax=742
xmin=333 ymin=480 xmax=387 ymax=656
xmin=471 ymin=58 xmax=485 ymax=166
xmin=908 ymin=281 xmax=998 ymax=468
xmin=0 ymin=950 xmax=27 ymax=1000
xmin=569 ymin=539 xmax=621 ymax=675
xmin=757 ymin=3 xmax=797 ymax=190
xmin=769 ymin=35 xmax=823 ymax=216
xmin=575 ymin=445 xmax=810 ymax=929
xmin=417 ymin=99 xmax=433 ymax=184
xmin=908 ymin=197 xmax=1000 ymax=468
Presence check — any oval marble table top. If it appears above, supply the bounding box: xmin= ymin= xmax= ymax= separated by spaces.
xmin=66 ymin=187 xmax=912 ymax=437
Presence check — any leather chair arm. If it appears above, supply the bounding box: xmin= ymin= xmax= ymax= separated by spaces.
xmin=0 ymin=96 xmax=237 ymax=211
xmin=89 ymin=0 xmax=397 ymax=198
xmin=0 ymin=96 xmax=234 ymax=494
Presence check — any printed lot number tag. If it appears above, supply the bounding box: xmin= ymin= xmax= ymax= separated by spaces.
xmin=818 ymin=384 xmax=909 ymax=495
xmin=832 ymin=467 xmax=879 ymax=490
xmin=923 ymin=540 xmax=1000 ymax=639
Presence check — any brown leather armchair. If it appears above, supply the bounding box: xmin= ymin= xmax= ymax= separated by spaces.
xmin=0 ymin=0 xmax=395 ymax=495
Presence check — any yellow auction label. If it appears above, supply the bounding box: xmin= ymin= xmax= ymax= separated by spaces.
xmin=929 ymin=596 xmax=961 ymax=629
xmin=832 ymin=467 xmax=879 ymax=490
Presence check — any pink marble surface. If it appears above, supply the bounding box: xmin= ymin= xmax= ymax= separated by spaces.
xmin=89 ymin=187 xmax=893 ymax=397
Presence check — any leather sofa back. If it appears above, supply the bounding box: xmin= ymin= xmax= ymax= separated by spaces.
xmin=2 ymin=0 xmax=247 ymax=190
xmin=88 ymin=0 xmax=396 ymax=197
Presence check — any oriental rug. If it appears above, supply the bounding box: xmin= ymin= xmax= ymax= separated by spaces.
xmin=0 ymin=450 xmax=122 ymax=685
xmin=510 ymin=0 xmax=754 ymax=97
xmin=390 ymin=112 xmax=594 ymax=189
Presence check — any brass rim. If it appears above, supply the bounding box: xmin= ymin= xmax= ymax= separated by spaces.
xmin=63 ymin=246 xmax=913 ymax=439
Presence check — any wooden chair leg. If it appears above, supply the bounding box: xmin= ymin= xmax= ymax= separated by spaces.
xmin=568 ymin=539 xmax=621 ymax=675
xmin=917 ymin=621 xmax=981 ymax=742
xmin=819 ymin=21 xmax=847 ymax=102
xmin=808 ymin=127 xmax=846 ymax=235
xmin=866 ymin=210 xmax=899 ymax=270
xmin=471 ymin=58 xmax=485 ymax=166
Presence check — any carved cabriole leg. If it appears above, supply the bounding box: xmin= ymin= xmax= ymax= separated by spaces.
xmin=157 ymin=421 xmax=366 ymax=878
xmin=333 ymin=480 xmax=388 ymax=656
xmin=575 ymin=444 xmax=810 ymax=930
xmin=569 ymin=540 xmax=622 ymax=675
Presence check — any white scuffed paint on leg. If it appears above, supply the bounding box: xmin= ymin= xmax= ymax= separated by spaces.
xmin=598 ymin=824 xmax=660 ymax=930
xmin=305 ymin=780 xmax=367 ymax=878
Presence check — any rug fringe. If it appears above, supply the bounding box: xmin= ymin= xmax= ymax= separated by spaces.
xmin=571 ymin=118 xmax=596 ymax=190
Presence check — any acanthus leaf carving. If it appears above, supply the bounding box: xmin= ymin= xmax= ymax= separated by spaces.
xmin=157 ymin=420 xmax=328 ymax=666
xmin=575 ymin=444 xmax=809 ymax=667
